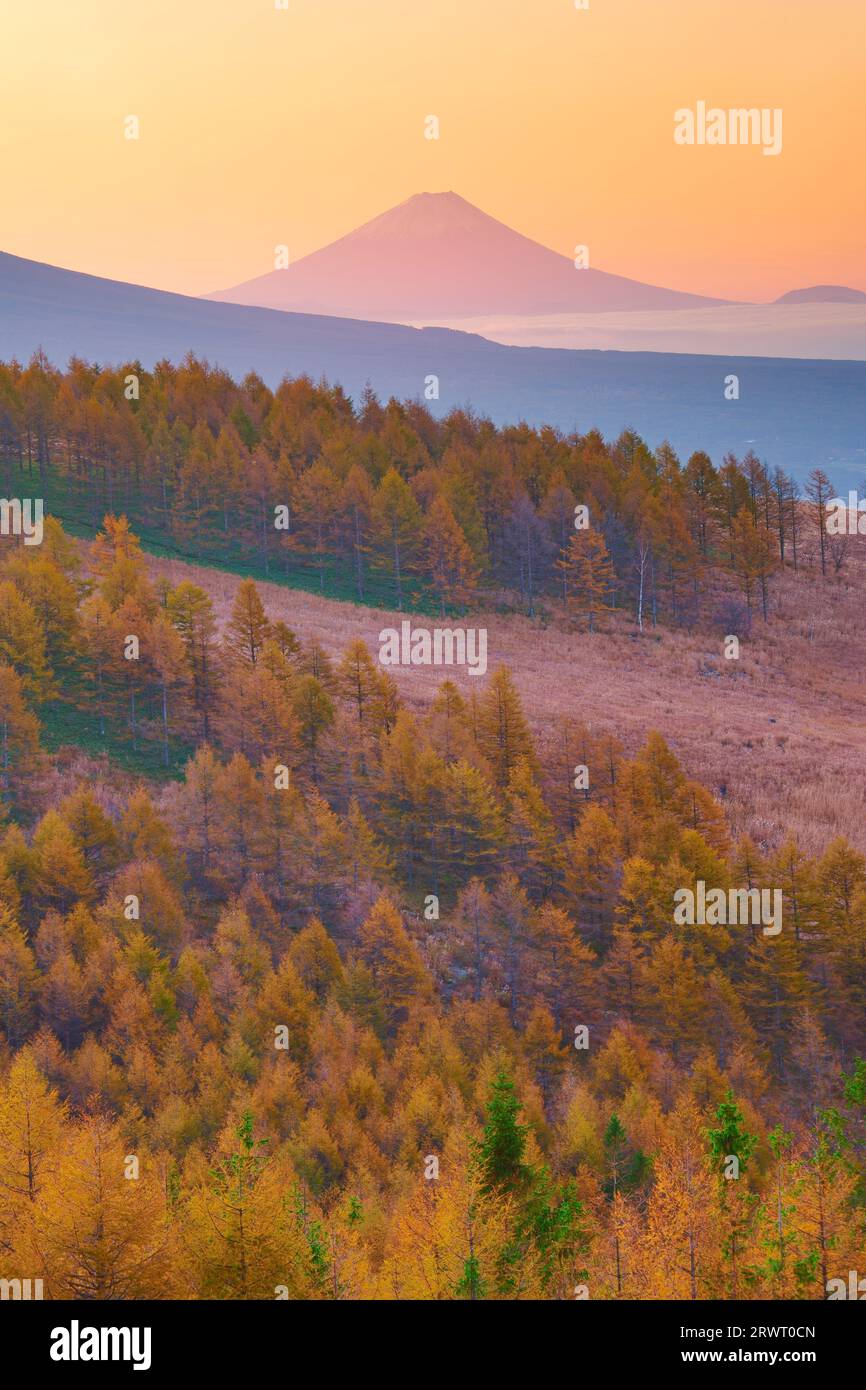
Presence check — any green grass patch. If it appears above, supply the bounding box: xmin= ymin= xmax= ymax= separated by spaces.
xmin=11 ymin=463 xmax=444 ymax=616
xmin=39 ymin=699 xmax=193 ymax=781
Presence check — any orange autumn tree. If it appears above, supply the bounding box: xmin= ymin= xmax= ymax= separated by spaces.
xmin=557 ymin=528 xmax=616 ymax=631
xmin=421 ymin=495 xmax=478 ymax=615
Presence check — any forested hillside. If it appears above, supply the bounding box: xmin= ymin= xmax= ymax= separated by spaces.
xmin=0 ymin=353 xmax=848 ymax=626
xmin=0 ymin=506 xmax=864 ymax=1299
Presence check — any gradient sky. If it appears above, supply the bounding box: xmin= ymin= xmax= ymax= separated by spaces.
xmin=2 ymin=0 xmax=864 ymax=302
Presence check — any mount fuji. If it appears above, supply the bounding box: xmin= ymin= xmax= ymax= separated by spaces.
xmin=208 ymin=191 xmax=733 ymax=321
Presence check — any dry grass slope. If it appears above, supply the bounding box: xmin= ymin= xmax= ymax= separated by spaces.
xmin=145 ymin=539 xmax=866 ymax=857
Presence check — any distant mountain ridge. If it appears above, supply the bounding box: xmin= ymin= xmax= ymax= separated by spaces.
xmin=774 ymin=284 xmax=866 ymax=305
xmin=2 ymin=247 xmax=866 ymax=485
xmin=208 ymin=191 xmax=735 ymax=320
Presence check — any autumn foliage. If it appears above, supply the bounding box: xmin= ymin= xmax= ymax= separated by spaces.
xmin=0 ymin=512 xmax=863 ymax=1300
xmin=0 ymin=355 xmax=839 ymax=629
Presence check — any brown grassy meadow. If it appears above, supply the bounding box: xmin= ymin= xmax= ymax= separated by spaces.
xmin=142 ymin=532 xmax=866 ymax=859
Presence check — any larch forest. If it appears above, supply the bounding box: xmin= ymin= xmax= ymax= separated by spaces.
xmin=0 ymin=355 xmax=864 ymax=1303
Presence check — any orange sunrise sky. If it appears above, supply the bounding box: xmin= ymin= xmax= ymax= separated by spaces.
xmin=2 ymin=0 xmax=864 ymax=302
